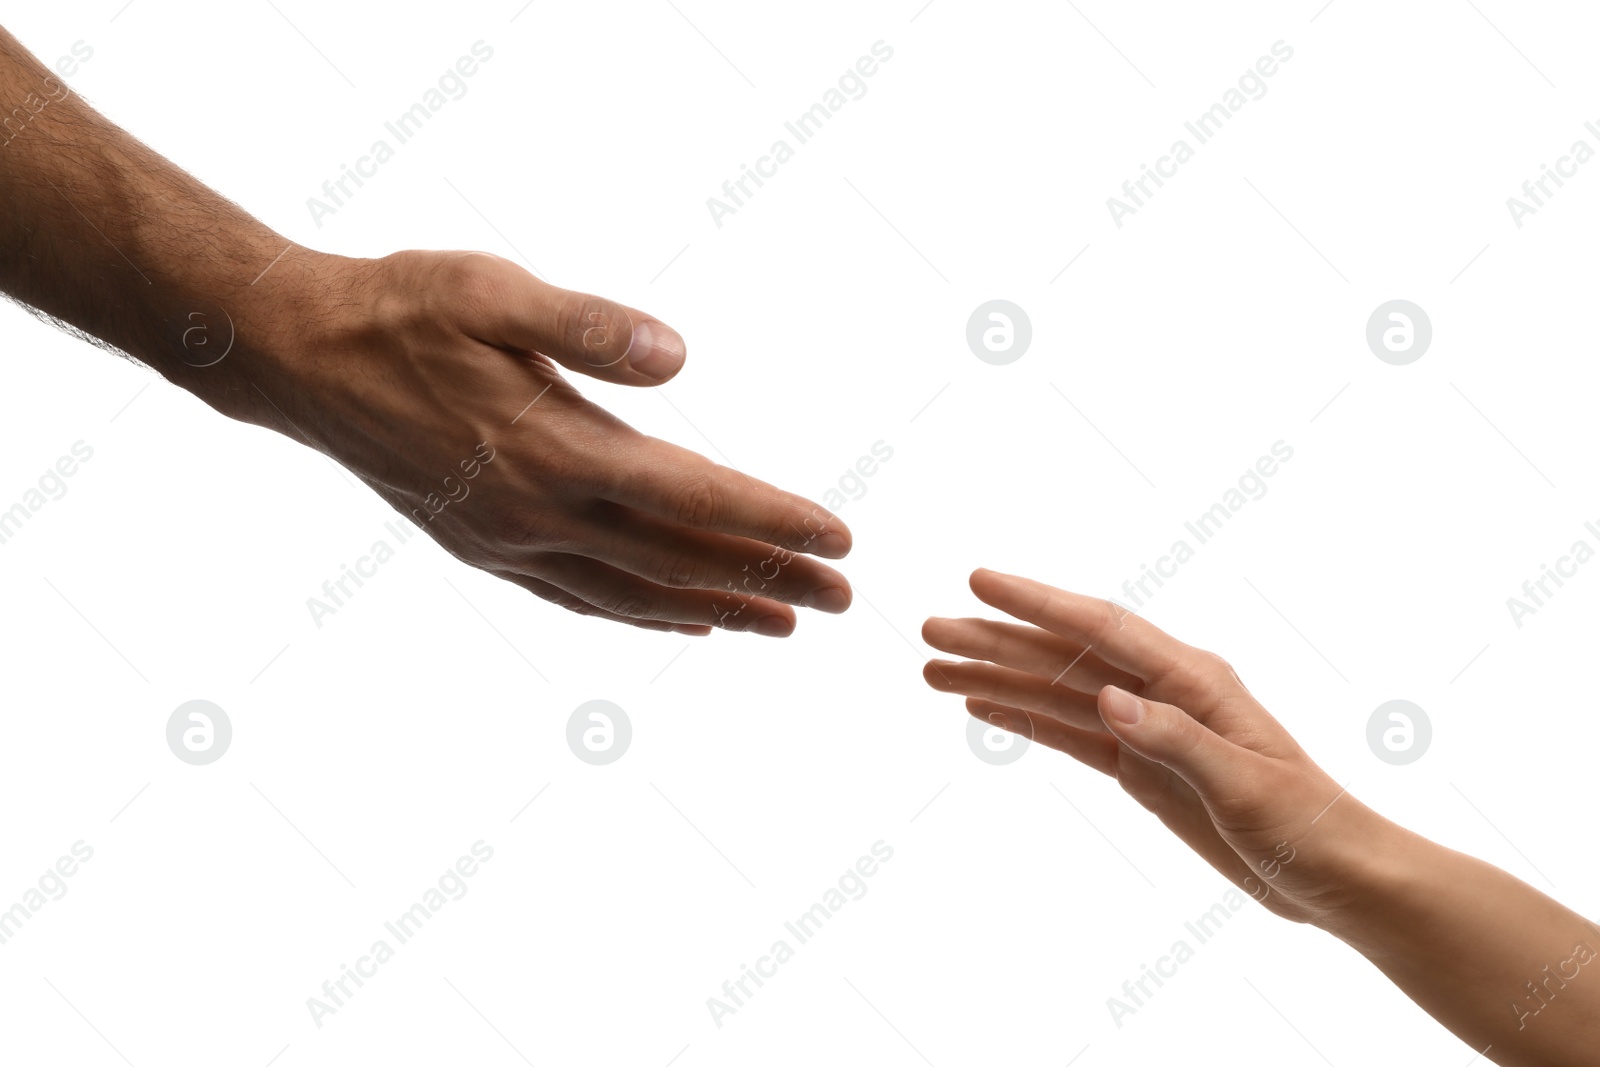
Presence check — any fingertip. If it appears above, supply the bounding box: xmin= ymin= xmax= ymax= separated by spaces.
xmin=966 ymin=697 xmax=1033 ymax=740
xmin=624 ymin=318 xmax=686 ymax=383
xmin=1099 ymin=684 xmax=1145 ymax=726
xmin=800 ymin=585 xmax=851 ymax=614
xmin=750 ymin=614 xmax=794 ymax=638
xmin=968 ymin=567 xmax=1007 ymax=595
xmin=964 ymin=695 xmax=1001 ymax=724
xmin=810 ymin=524 xmax=851 ymax=558
xmin=673 ymin=624 xmax=713 ymax=637
xmin=923 ymin=658 xmax=957 ymax=687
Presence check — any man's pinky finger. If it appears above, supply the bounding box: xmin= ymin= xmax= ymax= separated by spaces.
xmin=494 ymin=571 xmax=711 ymax=635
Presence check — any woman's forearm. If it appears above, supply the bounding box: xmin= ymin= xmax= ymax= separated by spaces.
xmin=1317 ymin=819 xmax=1598 ymax=1065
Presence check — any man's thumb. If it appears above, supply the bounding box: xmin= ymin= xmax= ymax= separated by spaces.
xmin=469 ymin=255 xmax=687 ymax=385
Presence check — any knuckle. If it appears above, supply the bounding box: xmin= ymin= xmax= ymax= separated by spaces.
xmin=519 ymin=579 xmax=582 ymax=615
xmin=674 ymin=481 xmax=723 ymax=529
xmin=1193 ymin=648 xmax=1241 ymax=685
xmin=653 ymin=553 xmax=707 ymax=589
xmin=495 ymin=509 xmax=558 ymax=550
xmin=608 ymin=592 xmax=658 ymax=620
xmin=552 ymin=294 xmax=583 ymax=349
xmin=510 ymin=522 xmax=549 ymax=549
xmin=441 ymin=254 xmax=501 ymax=318
xmin=558 ymin=294 xmax=623 ymax=363
xmin=553 ymin=595 xmax=598 ymax=618
xmin=1090 ymin=597 xmax=1131 ymax=640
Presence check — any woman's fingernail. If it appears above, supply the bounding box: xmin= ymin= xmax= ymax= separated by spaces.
xmin=625 ymin=320 xmax=685 ymax=380
xmin=801 ymin=586 xmax=850 ymax=613
xmin=1101 ymin=685 xmax=1144 ymax=725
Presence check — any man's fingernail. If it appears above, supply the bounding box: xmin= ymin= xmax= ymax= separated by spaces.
xmin=626 ymin=320 xmax=685 ymax=380
xmin=812 ymin=531 xmax=850 ymax=557
xmin=801 ymin=586 xmax=850 ymax=613
xmin=751 ymin=615 xmax=792 ymax=638
xmin=1101 ymin=685 xmax=1144 ymax=725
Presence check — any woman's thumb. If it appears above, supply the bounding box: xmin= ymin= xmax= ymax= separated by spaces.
xmin=1098 ymin=685 xmax=1246 ymax=800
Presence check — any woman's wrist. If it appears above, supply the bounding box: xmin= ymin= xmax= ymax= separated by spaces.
xmin=1302 ymin=811 xmax=1437 ymax=952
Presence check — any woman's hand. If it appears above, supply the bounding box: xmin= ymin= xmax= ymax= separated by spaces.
xmin=922 ymin=568 xmax=1390 ymax=925
xmin=924 ymin=569 xmax=1600 ymax=1065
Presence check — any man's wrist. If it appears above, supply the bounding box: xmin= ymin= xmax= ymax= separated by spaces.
xmin=158 ymin=247 xmax=364 ymax=429
xmin=0 ymin=28 xmax=361 ymax=429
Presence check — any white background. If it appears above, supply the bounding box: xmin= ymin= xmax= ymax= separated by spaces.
xmin=2 ymin=1 xmax=1598 ymax=1064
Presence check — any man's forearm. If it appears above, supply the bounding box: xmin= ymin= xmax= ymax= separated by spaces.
xmin=0 ymin=26 xmax=324 ymax=420
xmin=1319 ymin=821 xmax=1598 ymax=1065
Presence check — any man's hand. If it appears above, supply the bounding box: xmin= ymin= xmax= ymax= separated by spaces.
xmin=0 ymin=25 xmax=849 ymax=636
xmin=226 ymin=249 xmax=853 ymax=636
